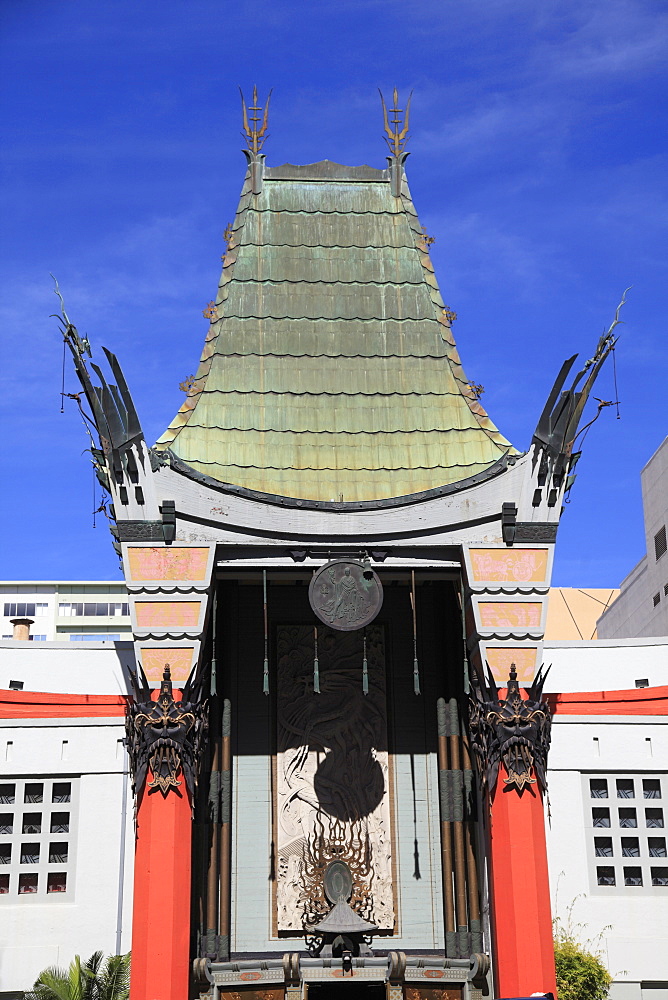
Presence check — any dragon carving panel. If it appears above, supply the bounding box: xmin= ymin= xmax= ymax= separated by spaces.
xmin=276 ymin=624 xmax=394 ymax=932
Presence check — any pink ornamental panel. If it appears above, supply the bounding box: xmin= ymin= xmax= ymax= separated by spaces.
xmin=486 ymin=647 xmax=537 ymax=683
xmin=478 ymin=602 xmax=542 ymax=629
xmin=469 ymin=548 xmax=549 ymax=583
xmin=127 ymin=547 xmax=209 ymax=582
xmin=134 ymin=602 xmax=200 ymax=628
xmin=141 ymin=648 xmax=194 ymax=684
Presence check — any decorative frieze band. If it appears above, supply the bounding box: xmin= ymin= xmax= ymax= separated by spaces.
xmin=121 ymin=543 xmax=216 ymax=688
xmin=462 ymin=544 xmax=555 ymax=684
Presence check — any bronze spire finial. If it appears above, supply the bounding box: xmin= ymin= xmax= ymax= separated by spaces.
xmin=239 ymin=85 xmax=272 ymax=156
xmin=379 ymin=86 xmax=412 ymax=157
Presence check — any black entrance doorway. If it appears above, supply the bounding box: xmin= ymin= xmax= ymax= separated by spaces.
xmin=306 ymin=984 xmax=386 ymax=999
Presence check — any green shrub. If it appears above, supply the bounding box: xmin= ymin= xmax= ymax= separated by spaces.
xmin=554 ymin=930 xmax=612 ymax=1000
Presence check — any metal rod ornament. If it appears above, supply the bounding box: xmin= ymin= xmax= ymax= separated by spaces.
xmin=262 ymin=570 xmax=269 ymax=695
xmin=313 ymin=625 xmax=320 ymax=694
xmin=362 ymin=628 xmax=369 ymax=696
xmin=411 ymin=570 xmax=421 ymax=695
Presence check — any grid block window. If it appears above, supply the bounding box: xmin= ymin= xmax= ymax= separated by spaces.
xmin=20 ymin=843 xmax=40 ymax=865
xmin=653 ymin=593 xmax=661 ymax=608
xmin=644 ymin=779 xmax=662 ymax=799
xmin=590 ymin=778 xmax=608 ymax=798
xmin=22 ymin=813 xmax=41 ymax=834
xmin=47 ymin=872 xmax=67 ymax=893
xmin=617 ymin=779 xmax=635 ymax=798
xmin=624 ymin=866 xmax=643 ymax=886
xmin=24 ymin=783 xmax=43 ymax=804
xmin=52 ymin=783 xmax=71 ymax=804
xmin=655 ymin=525 xmax=667 ymax=561
xmin=621 ymin=837 xmax=640 ymax=857
xmin=594 ymin=837 xmax=613 ymax=857
xmin=646 ymin=808 xmax=664 ymax=828
xmin=586 ymin=772 xmax=668 ymax=892
xmin=50 ymin=813 xmax=69 ymax=834
xmin=0 ymin=778 xmax=77 ymax=901
xmin=597 ymin=866 xmax=615 ymax=886
xmin=593 ymin=807 xmax=611 ymax=827
xmin=48 ymin=843 xmax=68 ymax=864
xmin=18 ymin=873 xmax=38 ymax=894
xmin=619 ymin=808 xmax=637 ymax=828
xmin=0 ymin=784 xmax=15 ymax=804
xmin=649 ymin=838 xmax=667 ymax=857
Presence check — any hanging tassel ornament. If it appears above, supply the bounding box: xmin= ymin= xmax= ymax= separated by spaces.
xmin=362 ymin=629 xmax=369 ymax=696
xmin=210 ymin=588 xmax=218 ymax=696
xmin=411 ymin=570 xmax=421 ymax=695
xmin=262 ymin=570 xmax=269 ymax=696
xmin=313 ymin=626 xmax=320 ymax=694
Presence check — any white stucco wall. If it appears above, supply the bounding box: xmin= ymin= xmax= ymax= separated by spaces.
xmin=0 ymin=716 xmax=134 ymax=992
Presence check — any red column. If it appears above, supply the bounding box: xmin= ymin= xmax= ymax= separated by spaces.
xmin=488 ymin=765 xmax=557 ymax=998
xmin=129 ymin=773 xmax=192 ymax=1000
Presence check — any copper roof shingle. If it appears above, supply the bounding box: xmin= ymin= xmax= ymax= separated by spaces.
xmin=156 ymin=159 xmax=517 ymax=501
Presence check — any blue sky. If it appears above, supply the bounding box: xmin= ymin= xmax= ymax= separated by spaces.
xmin=1 ymin=0 xmax=666 ymax=584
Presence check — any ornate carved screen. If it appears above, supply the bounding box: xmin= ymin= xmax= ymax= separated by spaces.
xmin=275 ymin=624 xmax=394 ymax=933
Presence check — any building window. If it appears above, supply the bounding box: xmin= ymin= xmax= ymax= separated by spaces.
xmin=653 ymin=593 xmax=661 ymax=608
xmin=18 ymin=873 xmax=38 ymax=894
xmin=621 ymin=837 xmax=640 ymax=857
xmin=22 ymin=813 xmax=41 ymax=834
xmin=48 ymin=843 xmax=68 ymax=864
xmin=597 ymin=866 xmax=615 ymax=886
xmin=617 ymin=778 xmax=635 ymax=798
xmin=0 ymin=784 xmax=15 ymax=804
xmin=646 ymin=808 xmax=664 ymax=828
xmin=20 ymin=843 xmax=40 ymax=865
xmin=651 ymin=867 xmax=668 ymax=886
xmin=644 ymin=779 xmax=661 ymax=799
xmin=649 ymin=838 xmax=667 ymax=857
xmin=655 ymin=526 xmax=667 ymax=561
xmin=24 ymin=783 xmax=43 ymax=804
xmin=0 ymin=778 xmax=76 ymax=901
xmin=3 ymin=603 xmax=36 ymax=618
xmin=47 ymin=872 xmax=67 ymax=893
xmin=67 ymin=634 xmax=122 ymax=642
xmin=636 ymin=678 xmax=650 ymax=688
xmin=590 ymin=778 xmax=608 ymax=798
xmin=52 ymin=783 xmax=71 ymax=804
xmin=623 ymin=866 xmax=643 ymax=886
xmin=593 ymin=807 xmax=611 ymax=827
xmin=594 ymin=837 xmax=613 ymax=857
xmin=58 ymin=602 xmax=129 ymax=617
xmin=619 ymin=808 xmax=637 ymax=828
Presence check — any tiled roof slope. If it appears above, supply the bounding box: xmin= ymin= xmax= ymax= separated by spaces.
xmin=156 ymin=159 xmax=517 ymax=501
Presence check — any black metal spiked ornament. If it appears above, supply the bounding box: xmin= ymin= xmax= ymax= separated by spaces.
xmin=309 ymin=560 xmax=383 ymax=632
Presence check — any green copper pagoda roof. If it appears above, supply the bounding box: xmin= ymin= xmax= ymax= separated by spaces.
xmin=156 ymin=157 xmax=517 ymax=502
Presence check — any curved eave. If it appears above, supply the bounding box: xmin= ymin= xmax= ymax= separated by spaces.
xmin=164 ymin=448 xmax=520 ymax=512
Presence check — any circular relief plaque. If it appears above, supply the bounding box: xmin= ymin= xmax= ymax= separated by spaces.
xmin=308 ymin=559 xmax=383 ymax=632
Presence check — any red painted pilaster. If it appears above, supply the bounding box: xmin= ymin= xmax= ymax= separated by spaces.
xmin=129 ymin=776 xmax=192 ymax=1000
xmin=488 ymin=766 xmax=557 ymax=999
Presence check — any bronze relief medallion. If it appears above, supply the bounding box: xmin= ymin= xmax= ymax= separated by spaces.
xmin=308 ymin=559 xmax=383 ymax=631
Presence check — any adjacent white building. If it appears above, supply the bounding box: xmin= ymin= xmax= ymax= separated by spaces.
xmin=0 ymin=582 xmax=131 ymax=644
xmin=598 ymin=437 xmax=668 ymax=640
